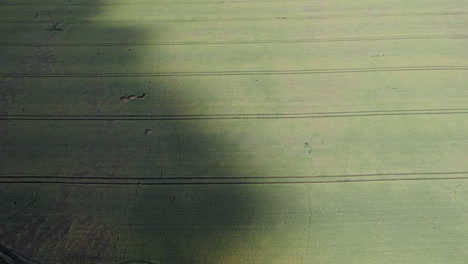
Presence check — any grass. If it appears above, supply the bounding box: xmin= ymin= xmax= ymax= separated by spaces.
xmin=1 ymin=0 xmax=468 ymax=263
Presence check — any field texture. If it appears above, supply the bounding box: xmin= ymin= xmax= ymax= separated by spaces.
xmin=1 ymin=0 xmax=468 ymax=263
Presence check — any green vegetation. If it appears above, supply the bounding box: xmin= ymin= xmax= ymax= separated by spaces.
xmin=1 ymin=0 xmax=467 ymax=263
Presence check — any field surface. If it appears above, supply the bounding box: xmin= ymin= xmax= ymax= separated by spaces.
xmin=1 ymin=0 xmax=468 ymax=263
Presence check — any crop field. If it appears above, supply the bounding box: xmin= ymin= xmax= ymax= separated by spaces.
xmin=0 ymin=0 xmax=467 ymax=263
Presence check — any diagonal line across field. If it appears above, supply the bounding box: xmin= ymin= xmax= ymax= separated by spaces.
xmin=2 ymin=109 xmax=468 ymax=121
xmin=1 ymin=172 xmax=468 ymax=185
xmin=1 ymin=35 xmax=467 ymax=46
xmin=2 ymin=66 xmax=468 ymax=78
xmin=1 ymin=11 xmax=468 ymax=23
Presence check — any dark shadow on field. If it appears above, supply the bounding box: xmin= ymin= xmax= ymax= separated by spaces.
xmin=0 ymin=1 xmax=284 ymax=264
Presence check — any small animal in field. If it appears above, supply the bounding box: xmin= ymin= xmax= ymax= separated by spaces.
xmin=120 ymin=93 xmax=146 ymax=102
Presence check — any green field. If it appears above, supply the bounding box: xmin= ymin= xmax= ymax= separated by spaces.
xmin=1 ymin=0 xmax=468 ymax=263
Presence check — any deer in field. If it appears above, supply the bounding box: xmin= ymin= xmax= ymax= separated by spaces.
xmin=120 ymin=93 xmax=145 ymax=102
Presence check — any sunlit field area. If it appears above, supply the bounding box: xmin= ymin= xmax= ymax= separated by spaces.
xmin=1 ymin=0 xmax=468 ymax=263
